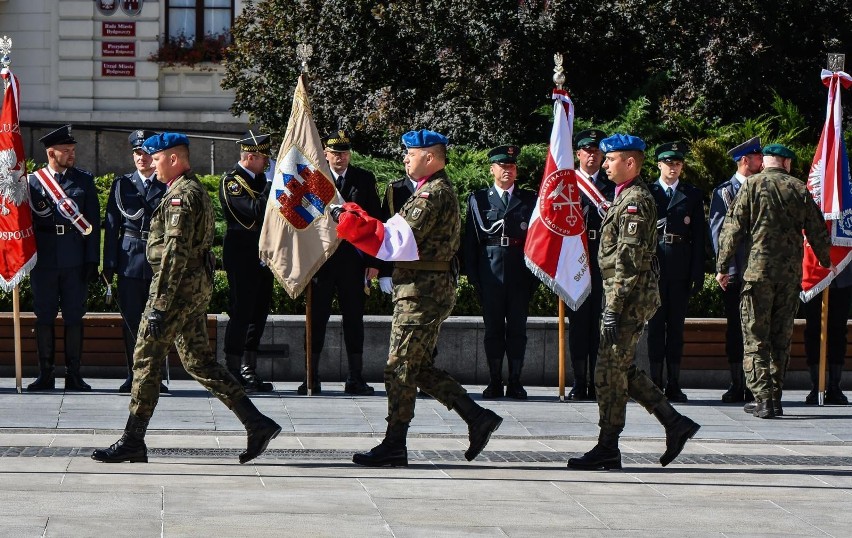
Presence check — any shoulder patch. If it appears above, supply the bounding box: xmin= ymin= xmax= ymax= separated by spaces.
xmin=627 ymin=221 xmax=638 ymax=235
xmin=170 ymin=198 xmax=182 ymax=206
xmin=410 ymin=207 xmax=423 ymax=220
xmin=226 ymin=179 xmax=243 ymax=196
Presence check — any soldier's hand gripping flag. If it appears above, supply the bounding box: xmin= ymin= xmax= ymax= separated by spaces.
xmin=0 ymin=62 xmax=37 ymax=291
xmin=523 ymin=88 xmax=609 ymax=310
xmin=801 ymin=69 xmax=852 ymax=301
xmin=258 ymin=75 xmax=343 ymax=298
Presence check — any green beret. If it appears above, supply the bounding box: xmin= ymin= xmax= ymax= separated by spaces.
xmin=762 ymin=143 xmax=795 ymax=159
xmin=655 ymin=141 xmax=688 ymax=161
xmin=574 ymin=129 xmax=606 ymax=149
xmin=488 ymin=145 xmax=520 ymax=164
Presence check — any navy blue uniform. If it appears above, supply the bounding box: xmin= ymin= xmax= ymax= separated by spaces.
xmin=104 ymin=170 xmax=166 ymax=386
xmin=220 ymin=164 xmax=273 ymax=358
xmin=648 ymin=180 xmax=705 ymax=397
xmin=464 ymin=185 xmax=538 ymax=396
xmin=566 ymin=171 xmax=615 ymax=399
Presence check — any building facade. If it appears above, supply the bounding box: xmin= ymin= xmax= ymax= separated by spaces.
xmin=0 ymin=0 xmax=249 ymax=175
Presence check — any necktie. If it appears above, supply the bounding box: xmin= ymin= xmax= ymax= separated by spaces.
xmin=666 ymin=186 xmax=673 ymax=199
xmin=143 ymin=179 xmax=150 ymax=193
xmin=501 ymin=191 xmax=509 ymax=208
xmin=55 ymin=172 xmax=63 ymax=184
xmin=336 ymin=174 xmax=344 ymax=190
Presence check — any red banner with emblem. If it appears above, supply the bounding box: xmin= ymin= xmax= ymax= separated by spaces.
xmin=0 ymin=66 xmax=37 ymax=291
xmin=258 ymin=75 xmax=342 ymax=298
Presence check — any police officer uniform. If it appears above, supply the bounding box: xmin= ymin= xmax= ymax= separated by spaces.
xmin=220 ymin=131 xmax=275 ymax=393
xmin=463 ymin=145 xmax=538 ymax=399
xmin=647 ymin=142 xmax=705 ymax=402
xmin=103 ymin=129 xmax=168 ymax=393
xmin=303 ymin=130 xmax=382 ymax=395
xmin=27 ymin=125 xmax=100 ymax=392
xmin=566 ymin=129 xmax=615 ymax=400
xmin=709 ymin=137 xmax=761 ymax=403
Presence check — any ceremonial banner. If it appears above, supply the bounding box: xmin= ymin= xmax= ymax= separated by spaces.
xmin=801 ymin=69 xmax=852 ymax=302
xmin=0 ymin=65 xmax=36 ymax=291
xmin=258 ymin=75 xmax=341 ymax=298
xmin=524 ymin=89 xmax=608 ymax=310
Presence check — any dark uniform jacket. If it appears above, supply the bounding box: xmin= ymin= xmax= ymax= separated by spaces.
xmin=28 ymin=166 xmax=100 ymax=269
xmin=104 ymin=171 xmax=167 ymax=280
xmin=328 ymin=165 xmax=382 ymax=269
xmin=219 ymin=163 xmax=270 ymax=267
xmin=649 ymin=180 xmax=705 ymax=290
xmin=378 ymin=176 xmax=416 ymax=279
xmin=709 ymin=175 xmax=746 ymax=276
xmin=463 ymin=184 xmax=538 ymax=291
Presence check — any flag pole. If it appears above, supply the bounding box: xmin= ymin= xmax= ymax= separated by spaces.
xmin=13 ymin=286 xmax=22 ymax=393
xmin=818 ymin=289 xmax=829 ymax=406
xmin=558 ymin=300 xmax=566 ymax=401
xmin=296 ymin=42 xmax=315 ymax=397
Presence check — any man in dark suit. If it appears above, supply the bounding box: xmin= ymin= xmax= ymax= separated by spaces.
xmin=27 ymin=124 xmax=100 ymax=391
xmin=648 ymin=142 xmax=705 ymax=402
xmin=302 ymin=130 xmax=382 ymax=395
xmin=709 ymin=137 xmax=762 ymax=403
xmin=103 ymin=129 xmax=169 ymax=393
xmin=566 ymin=129 xmax=615 ymax=400
xmin=464 ymin=145 xmax=539 ymax=399
xmin=220 ymin=131 xmax=275 ymax=393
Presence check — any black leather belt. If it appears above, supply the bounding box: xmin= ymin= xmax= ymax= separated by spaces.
xmin=123 ymin=229 xmax=149 ymax=240
xmin=660 ymin=233 xmax=689 ymax=244
xmin=35 ymin=224 xmax=67 ymax=235
xmin=483 ymin=237 xmax=524 ymax=247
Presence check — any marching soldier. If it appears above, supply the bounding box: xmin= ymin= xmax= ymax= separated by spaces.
xmin=566 ymin=129 xmax=615 ymax=400
xmin=103 ymin=129 xmax=169 ymax=393
xmin=717 ymin=144 xmax=833 ymax=419
xmin=709 ymin=137 xmax=763 ymax=403
xmin=302 ymin=130 xmax=382 ymax=396
xmin=568 ymin=134 xmax=700 ymax=471
xmin=92 ymin=132 xmax=280 ymax=464
xmin=377 ymin=172 xmax=416 ymax=294
xmin=220 ymin=130 xmax=275 ymax=393
xmin=463 ymin=145 xmax=538 ymax=399
xmin=647 ymin=142 xmax=706 ymax=402
xmin=27 ymin=124 xmax=100 ymax=392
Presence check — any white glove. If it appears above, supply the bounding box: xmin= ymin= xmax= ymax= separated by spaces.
xmin=379 ymin=277 xmax=393 ymax=294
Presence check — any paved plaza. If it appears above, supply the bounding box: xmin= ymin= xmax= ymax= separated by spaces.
xmin=0 ymin=379 xmax=850 ymax=537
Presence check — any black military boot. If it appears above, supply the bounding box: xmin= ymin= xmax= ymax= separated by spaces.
xmin=64 ymin=325 xmax=91 ymax=391
xmin=826 ymin=363 xmax=849 ymax=405
xmin=27 ymin=324 xmax=56 ymax=391
xmin=805 ymin=364 xmax=819 ymax=405
xmin=567 ymin=430 xmax=621 ymax=470
xmin=297 ymin=353 xmax=321 ymax=395
xmin=649 ymin=361 xmax=664 ymax=390
xmin=352 ymin=422 xmax=409 ymax=467
xmin=505 ymin=360 xmax=527 ymax=400
xmin=664 ymin=364 xmax=688 ymax=403
xmin=344 ymin=353 xmax=375 ymax=395
xmin=231 ymin=395 xmax=282 ymax=464
xmin=118 ymin=325 xmax=135 ymax=393
xmin=722 ymin=363 xmax=746 ymax=403
xmin=91 ymin=414 xmax=149 ymax=463
xmin=568 ymin=361 xmax=587 ymax=400
xmin=652 ymin=400 xmax=701 ymax=466
xmin=452 ymin=394 xmax=503 ymax=461
xmin=482 ymin=357 xmax=504 ymax=399
xmin=241 ymin=351 xmax=273 ymax=393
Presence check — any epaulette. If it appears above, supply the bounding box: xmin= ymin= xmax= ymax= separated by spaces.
xmin=73 ymin=167 xmax=95 ymax=178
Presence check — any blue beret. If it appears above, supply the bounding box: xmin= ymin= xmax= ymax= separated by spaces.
xmin=727 ymin=136 xmax=762 ymax=162
xmin=401 ymin=129 xmax=448 ymax=149
xmin=599 ymin=133 xmax=646 ymax=153
xmin=142 ymin=132 xmax=190 ymax=155
xmin=762 ymin=143 xmax=795 ymax=160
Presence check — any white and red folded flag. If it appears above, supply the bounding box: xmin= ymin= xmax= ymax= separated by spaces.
xmin=258 ymin=75 xmax=342 ymax=298
xmin=0 ymin=65 xmax=36 ymax=291
xmin=524 ymin=89 xmax=608 ymax=310
xmin=335 ymin=202 xmax=418 ymax=261
xmin=801 ymin=69 xmax=852 ymax=302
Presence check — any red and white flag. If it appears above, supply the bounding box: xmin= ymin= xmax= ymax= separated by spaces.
xmin=524 ymin=89 xmax=608 ymax=310
xmin=801 ymin=69 xmax=852 ymax=302
xmin=0 ymin=65 xmax=37 ymax=291
xmin=258 ymin=75 xmax=342 ymax=298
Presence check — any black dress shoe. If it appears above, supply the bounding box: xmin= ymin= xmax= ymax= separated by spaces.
xmin=118 ymin=377 xmax=132 ymax=393
xmin=297 ymin=381 xmax=321 ymax=395
xmin=665 ymin=386 xmax=688 ymax=403
xmin=344 ymin=379 xmax=375 ymax=396
xmin=505 ymin=380 xmax=527 ymax=400
xmin=567 ymin=385 xmax=587 ymax=401
xmin=159 ymin=383 xmax=170 ymax=394
xmin=482 ymin=382 xmax=504 ymax=399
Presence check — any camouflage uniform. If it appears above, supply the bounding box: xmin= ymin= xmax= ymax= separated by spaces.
xmin=717 ymin=166 xmax=831 ymax=401
xmin=596 ymin=178 xmax=666 ymax=435
xmin=130 ymin=171 xmax=245 ymax=420
xmin=385 ymin=169 xmax=467 ymax=427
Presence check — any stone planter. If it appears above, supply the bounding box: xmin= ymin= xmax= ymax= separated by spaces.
xmin=158 ymin=63 xmax=234 ymax=111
